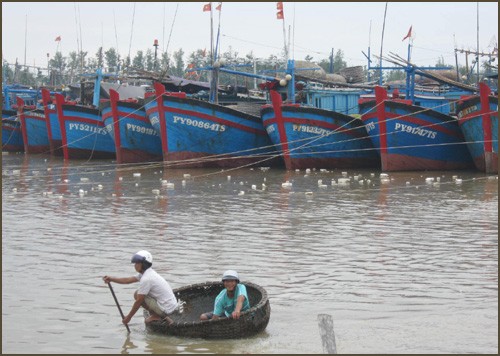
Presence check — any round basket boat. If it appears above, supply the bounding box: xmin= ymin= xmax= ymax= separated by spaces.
xmin=146 ymin=281 xmax=271 ymax=339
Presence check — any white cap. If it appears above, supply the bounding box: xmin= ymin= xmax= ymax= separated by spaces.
xmin=131 ymin=250 xmax=153 ymax=264
xmin=222 ymin=270 xmax=239 ymax=282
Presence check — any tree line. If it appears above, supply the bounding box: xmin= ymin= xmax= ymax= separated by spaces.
xmin=2 ymin=46 xmax=493 ymax=89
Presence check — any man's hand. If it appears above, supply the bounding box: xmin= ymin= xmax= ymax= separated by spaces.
xmin=122 ymin=314 xmax=132 ymax=325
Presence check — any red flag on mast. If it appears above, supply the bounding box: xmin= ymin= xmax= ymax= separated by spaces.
xmin=216 ymin=2 xmax=222 ymax=11
xmin=276 ymin=2 xmax=283 ymax=10
xmin=402 ymin=26 xmax=412 ymax=41
xmin=203 ymin=3 xmax=211 ymax=12
xmin=55 ymin=36 xmax=61 ymax=42
xmin=276 ymin=10 xmax=284 ymax=20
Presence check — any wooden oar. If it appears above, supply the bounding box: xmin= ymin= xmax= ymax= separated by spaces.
xmin=107 ymin=282 xmax=131 ymax=333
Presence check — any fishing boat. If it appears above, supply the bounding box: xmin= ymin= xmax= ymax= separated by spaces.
xmin=54 ymin=93 xmax=115 ymax=160
xmin=101 ymin=89 xmax=163 ymax=164
xmin=359 ymin=86 xmax=474 ymax=171
xmin=261 ymin=90 xmax=379 ymax=170
xmin=2 ymin=109 xmax=24 ymax=152
xmin=456 ymin=82 xmax=498 ymax=173
xmin=144 ymin=82 xmax=279 ymax=168
xmin=16 ymin=97 xmax=50 ymax=154
xmin=41 ymin=88 xmax=64 ymax=156
xmin=146 ymin=281 xmax=270 ymax=339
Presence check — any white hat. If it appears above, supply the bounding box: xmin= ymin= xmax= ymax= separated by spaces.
xmin=222 ymin=270 xmax=239 ymax=282
xmin=131 ymin=250 xmax=153 ymax=264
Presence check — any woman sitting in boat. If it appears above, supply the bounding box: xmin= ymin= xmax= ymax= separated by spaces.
xmin=200 ymin=270 xmax=250 ymax=320
xmin=103 ymin=250 xmax=179 ymax=325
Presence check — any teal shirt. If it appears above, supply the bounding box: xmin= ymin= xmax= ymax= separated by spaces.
xmin=213 ymin=284 xmax=250 ymax=317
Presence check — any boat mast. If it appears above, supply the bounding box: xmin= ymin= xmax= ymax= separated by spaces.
xmin=476 ymin=2 xmax=480 ymax=86
xmin=24 ymin=14 xmax=27 ymax=69
xmin=379 ymin=2 xmax=388 ymax=85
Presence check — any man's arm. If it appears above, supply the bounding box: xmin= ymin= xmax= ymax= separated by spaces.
xmin=122 ymin=293 xmax=146 ymax=325
xmin=103 ymin=276 xmax=138 ymax=284
xmin=231 ymin=294 xmax=246 ymax=319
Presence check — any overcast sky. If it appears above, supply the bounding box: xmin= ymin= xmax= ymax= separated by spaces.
xmin=2 ymin=2 xmax=498 ymax=70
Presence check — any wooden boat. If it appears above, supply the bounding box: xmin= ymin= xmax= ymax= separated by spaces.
xmin=100 ymin=89 xmax=163 ymax=164
xmin=41 ymin=88 xmax=64 ymax=156
xmin=54 ymin=93 xmax=115 ymax=160
xmin=261 ymin=90 xmax=379 ymax=170
xmin=144 ymin=82 xmax=280 ymax=168
xmin=16 ymin=97 xmax=50 ymax=154
xmin=146 ymin=281 xmax=270 ymax=339
xmin=2 ymin=109 xmax=24 ymax=152
xmin=359 ymin=86 xmax=474 ymax=171
xmin=456 ymin=82 xmax=498 ymax=174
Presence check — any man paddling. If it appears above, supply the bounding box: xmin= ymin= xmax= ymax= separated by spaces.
xmin=103 ymin=250 xmax=178 ymax=325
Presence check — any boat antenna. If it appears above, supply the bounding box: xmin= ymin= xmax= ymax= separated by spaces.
xmin=78 ymin=3 xmax=84 ymax=68
xmin=24 ymin=14 xmax=27 ymax=68
xmin=127 ymin=2 xmax=136 ymax=70
xmin=476 ymin=1 xmax=479 ymax=85
xmin=113 ymin=10 xmax=119 ymax=55
xmin=73 ymin=4 xmax=81 ymax=73
xmin=164 ymin=3 xmax=179 ymax=69
xmin=281 ymin=10 xmax=288 ymax=61
xmin=162 ymin=3 xmax=166 ymax=55
xmin=379 ymin=2 xmax=388 ymax=85
xmin=214 ymin=3 xmax=222 ymax=62
xmin=292 ymin=3 xmax=296 ymax=60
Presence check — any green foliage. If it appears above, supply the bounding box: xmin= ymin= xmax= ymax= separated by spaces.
xmin=132 ymin=51 xmax=145 ymax=70
xmin=104 ymin=48 xmax=120 ymax=71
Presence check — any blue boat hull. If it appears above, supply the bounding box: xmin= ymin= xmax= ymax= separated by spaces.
xmin=261 ymin=91 xmax=379 ymax=170
xmin=19 ymin=108 xmax=50 ymax=154
xmin=101 ymin=100 xmax=163 ymax=164
xmin=57 ymin=102 xmax=115 ymax=160
xmin=145 ymin=93 xmax=280 ymax=168
xmin=456 ymin=84 xmax=498 ymax=173
xmin=2 ymin=110 xmax=24 ymax=152
xmin=359 ymin=88 xmax=474 ymax=171
xmin=45 ymin=106 xmax=64 ymax=156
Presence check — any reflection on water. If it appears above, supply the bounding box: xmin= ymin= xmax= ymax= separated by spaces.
xmin=2 ymin=153 xmax=498 ymax=353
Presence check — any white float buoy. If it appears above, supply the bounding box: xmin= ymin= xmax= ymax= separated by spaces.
xmin=282 ymin=181 xmax=292 ymax=188
xmin=133 ymin=173 xmax=141 ymax=178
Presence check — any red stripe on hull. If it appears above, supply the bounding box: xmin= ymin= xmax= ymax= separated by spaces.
xmin=49 ymin=139 xmax=64 ymax=156
xmin=117 ymin=149 xmax=163 ymax=164
xmin=2 ymin=144 xmax=24 ymax=152
xmin=381 ymin=153 xmax=475 ymax=172
xmin=164 ymin=151 xmax=281 ymax=169
xmin=481 ymin=152 xmax=498 ymax=174
xmin=284 ymin=157 xmax=379 ymax=170
xmin=65 ymin=148 xmax=115 ymax=160
xmin=24 ymin=145 xmax=51 ymax=154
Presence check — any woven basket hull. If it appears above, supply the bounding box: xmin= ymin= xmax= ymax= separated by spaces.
xmin=146 ymin=281 xmax=271 ymax=339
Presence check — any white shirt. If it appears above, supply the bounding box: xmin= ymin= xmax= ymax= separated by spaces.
xmin=136 ymin=268 xmax=178 ymax=314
